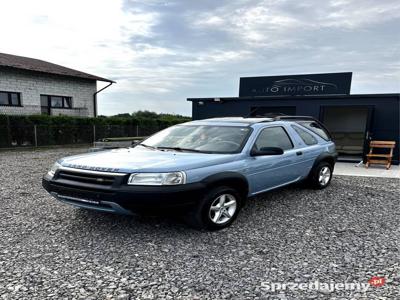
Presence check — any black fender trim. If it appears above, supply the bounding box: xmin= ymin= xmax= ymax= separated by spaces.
xmin=201 ymin=172 xmax=249 ymax=198
xmin=311 ymin=152 xmax=338 ymax=172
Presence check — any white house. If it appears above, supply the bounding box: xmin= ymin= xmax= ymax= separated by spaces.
xmin=0 ymin=53 xmax=114 ymax=117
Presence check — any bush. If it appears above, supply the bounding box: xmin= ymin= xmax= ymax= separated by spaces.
xmin=0 ymin=111 xmax=191 ymax=147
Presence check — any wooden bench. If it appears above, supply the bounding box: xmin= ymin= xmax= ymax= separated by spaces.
xmin=366 ymin=140 xmax=396 ymax=169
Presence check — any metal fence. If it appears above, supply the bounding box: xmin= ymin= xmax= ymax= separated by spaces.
xmin=0 ymin=124 xmax=165 ymax=148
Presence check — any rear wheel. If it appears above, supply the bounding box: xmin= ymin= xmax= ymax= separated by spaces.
xmin=185 ymin=186 xmax=242 ymax=230
xmin=309 ymin=162 xmax=333 ymax=189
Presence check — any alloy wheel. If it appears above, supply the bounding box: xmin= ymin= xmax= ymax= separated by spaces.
xmin=318 ymin=166 xmax=331 ymax=186
xmin=209 ymin=194 xmax=237 ymax=225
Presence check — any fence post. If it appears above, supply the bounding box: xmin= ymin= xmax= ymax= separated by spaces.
xmin=93 ymin=124 xmax=96 ymax=145
xmin=136 ymin=124 xmax=139 ymax=137
xmin=34 ymin=125 xmax=38 ymax=147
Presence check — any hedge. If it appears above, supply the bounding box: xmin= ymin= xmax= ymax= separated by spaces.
xmin=0 ymin=113 xmax=190 ymax=127
xmin=0 ymin=113 xmax=191 ymax=147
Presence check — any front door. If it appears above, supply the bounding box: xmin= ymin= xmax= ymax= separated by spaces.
xmin=246 ymin=126 xmax=302 ymax=194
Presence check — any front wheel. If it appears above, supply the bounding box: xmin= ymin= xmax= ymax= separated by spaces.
xmin=309 ymin=162 xmax=333 ymax=189
xmin=185 ymin=186 xmax=242 ymax=230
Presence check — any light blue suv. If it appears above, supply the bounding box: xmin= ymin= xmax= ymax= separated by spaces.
xmin=43 ymin=116 xmax=337 ymax=230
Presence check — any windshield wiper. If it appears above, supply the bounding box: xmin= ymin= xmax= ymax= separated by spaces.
xmin=137 ymin=143 xmax=158 ymax=150
xmin=157 ymin=146 xmax=204 ymax=153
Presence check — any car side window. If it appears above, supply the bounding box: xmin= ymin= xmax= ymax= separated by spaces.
xmin=292 ymin=125 xmax=318 ymax=145
xmin=254 ymin=126 xmax=293 ymax=151
xmin=298 ymin=121 xmax=331 ymax=141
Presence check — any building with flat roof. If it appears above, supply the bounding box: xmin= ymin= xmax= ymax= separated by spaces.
xmin=188 ymin=73 xmax=399 ymax=164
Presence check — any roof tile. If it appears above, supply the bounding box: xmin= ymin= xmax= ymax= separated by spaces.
xmin=0 ymin=52 xmax=114 ymax=83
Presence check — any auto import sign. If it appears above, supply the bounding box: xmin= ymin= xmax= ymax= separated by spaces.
xmin=239 ymin=72 xmax=352 ymax=97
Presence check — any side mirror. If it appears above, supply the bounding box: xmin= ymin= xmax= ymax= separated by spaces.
xmin=251 ymin=146 xmax=284 ymax=156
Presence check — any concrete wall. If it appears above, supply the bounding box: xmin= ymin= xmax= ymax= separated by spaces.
xmin=0 ymin=68 xmax=97 ymax=117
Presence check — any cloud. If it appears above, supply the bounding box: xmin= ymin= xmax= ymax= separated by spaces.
xmin=323 ymin=0 xmax=400 ymax=28
xmin=0 ymin=0 xmax=398 ymax=116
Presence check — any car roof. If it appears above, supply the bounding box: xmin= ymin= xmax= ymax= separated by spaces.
xmin=183 ymin=116 xmax=320 ymax=126
xmin=184 ymin=117 xmax=274 ymax=127
xmin=181 ymin=116 xmax=332 ymax=140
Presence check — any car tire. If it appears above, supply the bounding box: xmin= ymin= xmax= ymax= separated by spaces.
xmin=309 ymin=162 xmax=333 ymax=189
xmin=185 ymin=186 xmax=242 ymax=230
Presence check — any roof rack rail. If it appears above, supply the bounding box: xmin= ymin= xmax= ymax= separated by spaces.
xmin=273 ymin=115 xmax=316 ymax=121
xmin=253 ymin=115 xmax=317 ymax=122
xmin=257 ymin=112 xmax=287 ymax=118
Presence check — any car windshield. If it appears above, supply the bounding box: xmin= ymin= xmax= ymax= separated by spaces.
xmin=139 ymin=125 xmax=251 ymax=154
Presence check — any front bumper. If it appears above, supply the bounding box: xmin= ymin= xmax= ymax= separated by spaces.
xmin=42 ymin=175 xmax=206 ymax=215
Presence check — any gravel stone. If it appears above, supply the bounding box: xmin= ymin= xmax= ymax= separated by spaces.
xmin=0 ymin=148 xmax=399 ymax=299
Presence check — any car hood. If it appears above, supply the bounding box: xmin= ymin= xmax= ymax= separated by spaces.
xmin=59 ymin=148 xmax=238 ymax=173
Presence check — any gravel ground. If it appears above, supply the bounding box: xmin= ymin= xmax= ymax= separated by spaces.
xmin=0 ymin=148 xmax=399 ymax=300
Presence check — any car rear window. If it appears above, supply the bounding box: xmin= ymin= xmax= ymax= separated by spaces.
xmin=297 ymin=121 xmax=331 ymax=141
xmin=292 ymin=125 xmax=318 ymax=145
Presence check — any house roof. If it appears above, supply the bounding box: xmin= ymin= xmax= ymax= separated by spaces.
xmin=0 ymin=52 xmax=115 ymax=83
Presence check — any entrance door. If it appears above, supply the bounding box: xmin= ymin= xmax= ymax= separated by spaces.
xmin=321 ymin=106 xmax=373 ymax=162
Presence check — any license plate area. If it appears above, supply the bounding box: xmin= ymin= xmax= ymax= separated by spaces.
xmin=55 ymin=193 xmax=100 ymax=205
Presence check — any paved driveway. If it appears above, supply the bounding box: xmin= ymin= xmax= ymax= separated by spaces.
xmin=0 ymin=148 xmax=399 ymax=299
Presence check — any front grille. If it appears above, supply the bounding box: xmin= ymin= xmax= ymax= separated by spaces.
xmin=51 ymin=181 xmax=116 ymax=194
xmin=58 ymin=170 xmax=116 ymax=186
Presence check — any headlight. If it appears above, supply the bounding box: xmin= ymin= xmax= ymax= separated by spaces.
xmin=47 ymin=162 xmax=61 ymax=178
xmin=127 ymin=172 xmax=186 ymax=186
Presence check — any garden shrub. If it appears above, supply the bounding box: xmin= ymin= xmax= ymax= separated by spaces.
xmin=0 ymin=111 xmax=191 ymax=147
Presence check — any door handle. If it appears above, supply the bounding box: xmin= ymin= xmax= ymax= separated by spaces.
xmin=296 ymin=151 xmax=303 ymax=156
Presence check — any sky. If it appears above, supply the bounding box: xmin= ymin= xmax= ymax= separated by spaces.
xmin=0 ymin=0 xmax=399 ymax=116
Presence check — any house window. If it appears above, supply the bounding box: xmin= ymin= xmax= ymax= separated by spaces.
xmin=41 ymin=95 xmax=73 ymax=109
xmin=0 ymin=91 xmax=21 ymax=106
